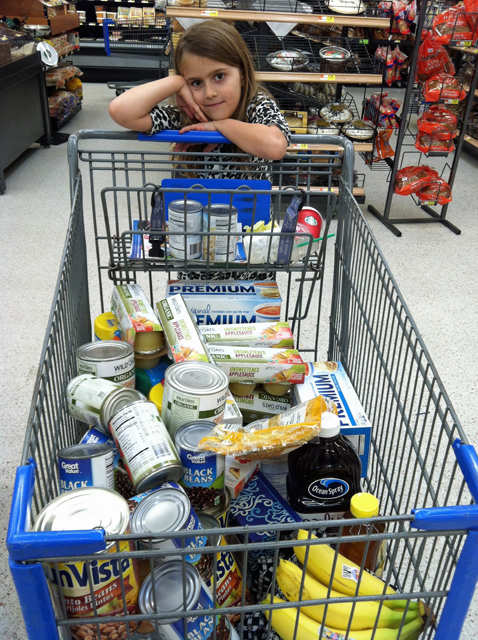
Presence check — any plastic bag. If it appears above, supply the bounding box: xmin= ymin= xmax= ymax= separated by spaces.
xmin=418 ymin=178 xmax=453 ymax=204
xmin=417 ymin=105 xmax=457 ymax=136
xmin=373 ymin=129 xmax=395 ymax=162
xmin=415 ymin=131 xmax=455 ymax=154
xmin=423 ymin=73 xmax=466 ymax=102
xmin=395 ymin=165 xmax=439 ymax=196
xmin=464 ymin=0 xmax=478 ymax=35
xmin=242 ymin=220 xmax=280 ymax=264
xmin=197 ymin=395 xmax=338 ymax=459
xmin=416 ymin=34 xmax=455 ymax=83
xmin=432 ymin=5 xmax=473 ymax=44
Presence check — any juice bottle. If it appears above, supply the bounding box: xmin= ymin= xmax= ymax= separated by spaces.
xmin=287 ymin=412 xmax=361 ymax=528
xmin=338 ymin=492 xmax=386 ymax=576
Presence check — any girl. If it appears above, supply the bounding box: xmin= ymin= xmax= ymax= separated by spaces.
xmin=109 ymin=20 xmax=291 ymax=180
xmin=109 ymin=21 xmax=290 ymax=279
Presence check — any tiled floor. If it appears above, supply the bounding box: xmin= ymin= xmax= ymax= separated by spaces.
xmin=1 ymin=83 xmax=477 ymax=639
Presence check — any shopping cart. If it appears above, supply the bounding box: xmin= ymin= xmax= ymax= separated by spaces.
xmin=102 ymin=17 xmax=171 ymax=95
xmin=7 ymin=131 xmax=478 ymax=640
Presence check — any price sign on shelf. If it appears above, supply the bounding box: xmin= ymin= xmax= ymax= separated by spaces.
xmin=465 ymin=135 xmax=473 ymax=142
xmin=317 ymin=16 xmax=334 ymax=22
xmin=423 ymin=201 xmax=436 ymax=205
xmin=445 ymin=99 xmax=459 ymax=104
xmin=462 ymin=41 xmax=472 ymax=47
xmin=317 ymin=187 xmax=333 ymax=192
xmin=292 ymin=144 xmax=309 ymax=149
xmin=201 ymin=10 xmax=218 ymax=15
xmin=318 ymin=74 xmax=335 ymax=80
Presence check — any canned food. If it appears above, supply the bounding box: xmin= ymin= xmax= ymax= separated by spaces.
xmin=168 ymin=199 xmax=203 ymax=259
xmin=94 ymin=311 xmax=122 ymax=341
xmin=34 ymin=487 xmax=140 ymax=631
xmin=203 ymin=203 xmax=238 ymax=263
xmin=66 ymin=374 xmax=144 ymax=433
xmin=76 ymin=341 xmax=135 ymax=388
xmin=130 ymin=487 xmax=211 ymax=578
xmin=78 ymin=427 xmax=136 ymax=500
xmin=58 ymin=443 xmax=114 ymax=493
xmin=109 ymin=401 xmax=183 ymax=492
xmin=197 ymin=513 xmax=252 ymax=618
xmin=139 ymin=561 xmax=232 ymax=640
xmin=175 ymin=421 xmax=225 ymax=511
xmin=162 ymin=362 xmax=228 ymax=437
xmin=127 ymin=481 xmax=186 ymax=513
xmin=201 ymin=487 xmax=231 ymax=528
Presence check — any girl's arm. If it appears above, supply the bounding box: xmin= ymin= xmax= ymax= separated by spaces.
xmin=108 ymin=76 xmax=208 ymax=131
xmin=180 ymin=119 xmax=288 ymax=160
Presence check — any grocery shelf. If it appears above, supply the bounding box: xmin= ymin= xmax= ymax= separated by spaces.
xmin=166 ymin=7 xmax=391 ymax=27
xmin=256 ymin=71 xmax=382 ymax=83
xmin=464 ymin=134 xmax=478 ymax=148
xmin=450 ymin=44 xmax=478 ymax=56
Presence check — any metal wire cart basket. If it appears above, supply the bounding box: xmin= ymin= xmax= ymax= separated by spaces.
xmin=7 ymin=131 xmax=478 ymax=640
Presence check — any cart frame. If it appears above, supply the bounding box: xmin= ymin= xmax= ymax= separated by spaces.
xmin=7 ymin=131 xmax=478 ymax=640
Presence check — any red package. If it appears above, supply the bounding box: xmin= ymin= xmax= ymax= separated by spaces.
xmin=417 ymin=105 xmax=457 ymax=137
xmin=464 ymin=0 xmax=478 ymax=36
xmin=393 ymin=0 xmax=411 ymax=34
xmin=432 ymin=5 xmax=473 ymax=45
xmin=373 ymin=129 xmax=395 ymax=162
xmin=423 ymin=73 xmax=466 ymax=102
xmin=395 ymin=46 xmax=407 ymax=82
xmin=416 ymin=34 xmax=455 ymax=83
xmin=395 ymin=165 xmax=439 ymax=196
xmin=418 ymin=178 xmax=453 ymax=204
xmin=386 ymin=48 xmax=397 ymax=86
xmin=415 ymin=131 xmax=455 ymax=154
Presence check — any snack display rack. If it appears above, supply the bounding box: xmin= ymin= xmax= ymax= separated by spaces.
xmin=362 ymin=0 xmax=478 ymax=236
xmin=7 ymin=129 xmax=478 ymax=640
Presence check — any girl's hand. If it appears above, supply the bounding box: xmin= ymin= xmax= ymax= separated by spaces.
xmin=176 ymin=83 xmax=208 ymax=123
xmin=179 ymin=121 xmax=219 ymax=133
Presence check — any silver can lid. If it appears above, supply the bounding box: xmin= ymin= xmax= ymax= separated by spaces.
xmin=166 ymin=362 xmax=228 ymax=397
xmin=196 ymin=513 xmax=221 ymax=546
xmin=33 ymin=487 xmax=129 ymax=534
xmin=76 ymin=341 xmax=134 ymax=363
xmin=58 ymin=443 xmax=112 ymax=460
xmin=205 ymin=204 xmax=238 ymax=217
xmin=169 ymin=199 xmax=203 ymax=214
xmin=102 ymin=388 xmax=146 ymax=425
xmin=130 ymin=487 xmax=190 ymax=536
xmin=175 ymin=421 xmax=216 ymax=452
xmin=139 ymin=561 xmax=200 ymax=621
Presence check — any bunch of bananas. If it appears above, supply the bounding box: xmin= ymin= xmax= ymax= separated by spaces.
xmin=261 ymin=529 xmax=428 ymax=640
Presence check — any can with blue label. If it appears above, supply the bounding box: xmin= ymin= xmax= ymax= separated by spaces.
xmin=58 ymin=443 xmax=114 ymax=493
xmin=175 ymin=421 xmax=225 ymax=512
xmin=138 ymin=561 xmax=231 ymax=640
xmin=130 ymin=487 xmax=213 ymax=580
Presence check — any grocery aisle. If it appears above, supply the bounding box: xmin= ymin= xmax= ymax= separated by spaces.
xmin=1 ymin=83 xmax=477 ymax=639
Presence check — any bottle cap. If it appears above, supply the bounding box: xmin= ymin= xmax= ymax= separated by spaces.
xmin=320 ymin=412 xmax=341 ymax=438
xmin=350 ymin=493 xmax=380 ymax=518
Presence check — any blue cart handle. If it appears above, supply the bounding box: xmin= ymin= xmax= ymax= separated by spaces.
xmin=7 ymin=459 xmax=106 ymax=563
xmin=138 ymin=130 xmax=231 ymax=144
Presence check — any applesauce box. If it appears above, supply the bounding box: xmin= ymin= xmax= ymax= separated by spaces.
xmin=232 ymin=388 xmax=291 ymax=424
xmin=166 ymin=280 xmax=282 ymax=325
xmin=209 ymin=346 xmax=306 ymax=384
xmin=111 ymin=283 xmax=163 ymax=347
xmin=156 ymin=294 xmax=212 ymax=364
xmin=199 ymin=322 xmax=294 ymax=348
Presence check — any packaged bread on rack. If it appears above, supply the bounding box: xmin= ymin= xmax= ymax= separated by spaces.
xmin=422 ymin=73 xmax=466 ymax=102
xmin=416 ymin=34 xmax=455 ymax=83
xmin=395 ymin=165 xmax=439 ymax=196
xmin=431 ymin=5 xmax=473 ymax=45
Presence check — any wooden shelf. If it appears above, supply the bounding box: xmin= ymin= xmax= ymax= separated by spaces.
xmin=450 ymin=44 xmax=478 ymax=56
xmin=166 ymin=7 xmax=390 ymax=28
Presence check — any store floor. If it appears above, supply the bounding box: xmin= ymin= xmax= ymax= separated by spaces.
xmin=1 ymin=83 xmax=477 ymax=639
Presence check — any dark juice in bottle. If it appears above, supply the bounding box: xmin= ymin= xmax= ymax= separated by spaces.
xmin=287 ymin=412 xmax=362 ymax=530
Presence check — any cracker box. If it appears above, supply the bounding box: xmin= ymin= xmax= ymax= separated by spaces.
xmin=229 ymin=471 xmax=302 ymax=544
xmin=292 ymin=361 xmax=371 ymax=478
xmin=232 ymin=388 xmax=291 ymax=424
xmin=166 ymin=280 xmax=282 ymax=325
xmin=156 ymin=294 xmax=211 ymax=364
xmin=225 ymin=455 xmax=259 ymax=498
xmin=111 ymin=283 xmax=163 ymax=347
xmin=209 ymin=346 xmax=306 ymax=385
xmin=223 ymin=391 xmax=243 ymax=426
xmin=199 ymin=322 xmax=294 ymax=348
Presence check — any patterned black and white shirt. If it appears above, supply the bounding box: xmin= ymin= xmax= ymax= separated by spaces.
xmin=148 ymin=92 xmax=291 ymax=182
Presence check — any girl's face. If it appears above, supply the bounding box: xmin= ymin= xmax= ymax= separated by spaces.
xmin=180 ymin=54 xmax=243 ymax=121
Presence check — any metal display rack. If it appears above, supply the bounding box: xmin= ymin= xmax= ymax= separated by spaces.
xmin=7 ymin=129 xmax=478 ymax=640
xmin=363 ymin=0 xmax=478 ymax=236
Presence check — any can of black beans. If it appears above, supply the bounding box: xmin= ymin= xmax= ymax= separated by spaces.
xmin=58 ymin=443 xmax=114 ymax=494
xmin=175 ymin=421 xmax=225 ymax=512
xmin=138 ymin=561 xmax=232 ymax=640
